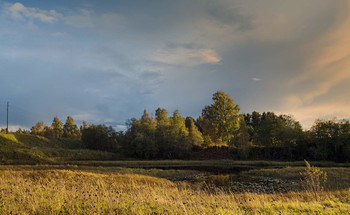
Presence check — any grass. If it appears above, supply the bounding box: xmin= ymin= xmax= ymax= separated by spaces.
xmin=1 ymin=133 xmax=350 ymax=213
xmin=0 ymin=167 xmax=350 ymax=214
xmin=70 ymin=159 xmax=350 ymax=172
xmin=0 ymin=133 xmax=119 ymax=164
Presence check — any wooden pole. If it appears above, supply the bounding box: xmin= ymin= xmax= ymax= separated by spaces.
xmin=6 ymin=102 xmax=9 ymax=134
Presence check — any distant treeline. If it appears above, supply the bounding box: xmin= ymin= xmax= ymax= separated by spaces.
xmin=15 ymin=91 xmax=350 ymax=162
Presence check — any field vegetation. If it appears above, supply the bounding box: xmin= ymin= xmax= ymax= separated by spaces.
xmin=0 ymin=166 xmax=350 ymax=214
xmin=1 ymin=90 xmax=350 ymax=214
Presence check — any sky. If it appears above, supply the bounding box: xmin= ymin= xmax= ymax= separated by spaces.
xmin=0 ymin=0 xmax=350 ymax=131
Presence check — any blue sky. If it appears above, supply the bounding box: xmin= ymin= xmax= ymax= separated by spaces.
xmin=1 ymin=0 xmax=350 ymax=131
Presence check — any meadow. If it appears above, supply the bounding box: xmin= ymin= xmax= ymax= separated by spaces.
xmin=1 ymin=133 xmax=350 ymax=214
xmin=0 ymin=164 xmax=349 ymax=214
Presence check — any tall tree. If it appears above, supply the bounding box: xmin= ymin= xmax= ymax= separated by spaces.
xmin=187 ymin=119 xmax=204 ymax=147
xmin=63 ymin=116 xmax=80 ymax=138
xmin=123 ymin=110 xmax=158 ymax=158
xmin=166 ymin=110 xmax=191 ymax=158
xmin=202 ymin=91 xmax=240 ymax=144
xmin=232 ymin=115 xmax=251 ymax=158
xmin=51 ymin=116 xmax=63 ymax=138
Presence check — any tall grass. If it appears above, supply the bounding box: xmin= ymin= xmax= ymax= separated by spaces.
xmin=299 ymin=160 xmax=328 ymax=202
xmin=0 ymin=168 xmax=349 ymax=214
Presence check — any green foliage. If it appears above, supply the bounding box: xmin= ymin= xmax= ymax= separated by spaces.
xmin=81 ymin=124 xmax=119 ymax=151
xmin=51 ymin=116 xmax=64 ymax=138
xmin=187 ymin=119 xmax=204 ymax=147
xmin=197 ymin=116 xmax=218 ymax=144
xmin=155 ymin=109 xmax=192 ymax=158
xmin=31 ymin=121 xmax=45 ymax=136
xmin=245 ymin=112 xmax=303 ymax=148
xmin=201 ymin=91 xmax=240 ymax=145
xmin=300 ymin=160 xmax=327 ymax=198
xmin=311 ymin=119 xmax=350 ymax=162
xmin=124 ymin=109 xmax=196 ymax=159
xmin=231 ymin=115 xmax=251 ymax=158
xmin=124 ymin=110 xmax=158 ymax=159
xmin=166 ymin=110 xmax=191 ymax=158
xmin=63 ymin=116 xmax=81 ymax=138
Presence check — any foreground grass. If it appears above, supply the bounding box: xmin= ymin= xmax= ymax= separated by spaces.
xmin=0 ymin=167 xmax=350 ymax=214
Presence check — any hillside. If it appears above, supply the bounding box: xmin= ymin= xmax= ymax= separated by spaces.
xmin=0 ymin=133 xmax=119 ymax=164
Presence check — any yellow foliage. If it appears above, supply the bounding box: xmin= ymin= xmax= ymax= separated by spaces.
xmin=0 ymin=167 xmax=348 ymax=214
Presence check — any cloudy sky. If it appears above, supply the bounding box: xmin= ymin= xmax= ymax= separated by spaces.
xmin=1 ymin=0 xmax=349 ymax=131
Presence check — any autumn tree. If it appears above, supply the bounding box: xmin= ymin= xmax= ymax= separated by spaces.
xmin=31 ymin=121 xmax=45 ymax=135
xmin=167 ymin=110 xmax=191 ymax=158
xmin=201 ymin=91 xmax=240 ymax=145
xmin=51 ymin=116 xmax=63 ymax=138
xmin=63 ymin=116 xmax=81 ymax=138
xmin=187 ymin=118 xmax=204 ymax=147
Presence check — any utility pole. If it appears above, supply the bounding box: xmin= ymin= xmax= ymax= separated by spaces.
xmin=6 ymin=102 xmax=9 ymax=134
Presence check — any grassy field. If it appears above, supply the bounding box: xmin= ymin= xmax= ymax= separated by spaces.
xmin=0 ymin=165 xmax=349 ymax=214
xmin=0 ymin=133 xmax=120 ymax=164
xmin=1 ymin=133 xmax=350 ymax=214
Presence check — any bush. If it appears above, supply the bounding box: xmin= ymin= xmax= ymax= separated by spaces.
xmin=300 ymin=160 xmax=327 ymax=198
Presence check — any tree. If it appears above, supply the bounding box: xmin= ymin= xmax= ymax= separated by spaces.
xmin=82 ymin=124 xmax=118 ymax=151
xmin=311 ymin=119 xmax=350 ymax=162
xmin=122 ymin=110 xmax=158 ymax=158
xmin=51 ymin=116 xmax=63 ymax=138
xmin=31 ymin=121 xmax=45 ymax=135
xmin=155 ymin=108 xmax=171 ymax=155
xmin=154 ymin=108 xmax=193 ymax=158
xmin=202 ymin=91 xmax=240 ymax=144
xmin=231 ymin=115 xmax=251 ymax=158
xmin=187 ymin=119 xmax=204 ymax=147
xmin=133 ymin=110 xmax=158 ymax=158
xmin=63 ymin=116 xmax=81 ymax=138
xmin=166 ymin=110 xmax=191 ymax=158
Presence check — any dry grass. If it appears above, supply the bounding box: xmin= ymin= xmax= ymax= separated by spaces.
xmin=0 ymin=167 xmax=350 ymax=214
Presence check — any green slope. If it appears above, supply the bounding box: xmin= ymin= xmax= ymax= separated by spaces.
xmin=0 ymin=133 xmax=118 ymax=164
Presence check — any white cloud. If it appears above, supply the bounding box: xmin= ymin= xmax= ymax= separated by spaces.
xmin=153 ymin=47 xmax=221 ymax=66
xmin=5 ymin=2 xmax=60 ymax=23
xmin=277 ymin=99 xmax=350 ymax=130
xmin=4 ymin=3 xmax=123 ymax=29
xmin=252 ymin=77 xmax=261 ymax=81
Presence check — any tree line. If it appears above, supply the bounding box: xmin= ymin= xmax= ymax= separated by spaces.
xmin=21 ymin=91 xmax=350 ymax=162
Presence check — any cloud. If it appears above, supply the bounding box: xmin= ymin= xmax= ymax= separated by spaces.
xmin=277 ymin=97 xmax=350 ymax=129
xmin=252 ymin=77 xmax=261 ymax=81
xmin=3 ymin=2 xmax=123 ymax=29
xmin=287 ymin=1 xmax=350 ymax=104
xmin=153 ymin=47 xmax=221 ymax=66
xmin=5 ymin=2 xmax=60 ymax=23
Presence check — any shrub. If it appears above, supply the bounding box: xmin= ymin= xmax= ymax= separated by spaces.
xmin=300 ymin=160 xmax=327 ymax=198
